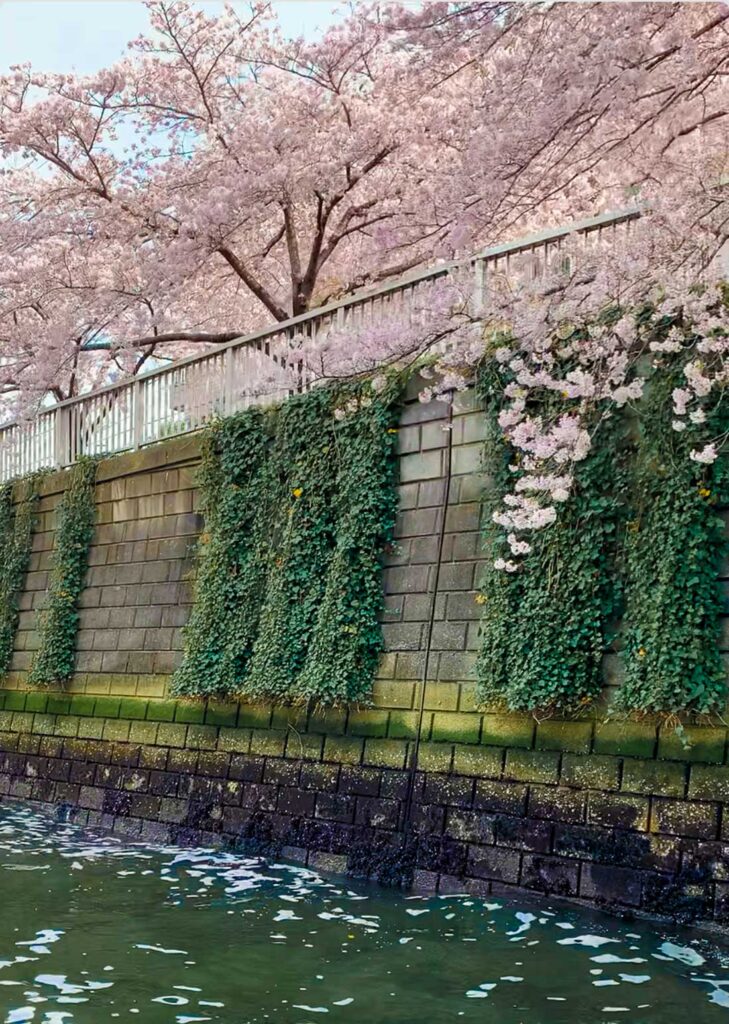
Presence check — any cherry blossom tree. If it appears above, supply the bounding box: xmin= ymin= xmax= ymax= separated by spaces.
xmin=0 ymin=0 xmax=726 ymax=423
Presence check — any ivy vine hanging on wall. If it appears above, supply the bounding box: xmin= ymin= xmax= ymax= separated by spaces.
xmin=475 ymin=356 xmax=729 ymax=717
xmin=173 ymin=375 xmax=402 ymax=704
xmin=29 ymin=457 xmax=97 ymax=687
xmin=0 ymin=474 xmax=42 ymax=676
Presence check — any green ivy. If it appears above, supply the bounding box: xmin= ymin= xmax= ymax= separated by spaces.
xmin=617 ymin=370 xmax=728 ymax=714
xmin=172 ymin=376 xmax=403 ymax=703
xmin=475 ymin=335 xmax=728 ymax=717
xmin=0 ymin=474 xmax=41 ymax=676
xmin=171 ymin=408 xmax=273 ymax=696
xmin=296 ymin=380 xmax=401 ymax=704
xmin=28 ymin=458 xmax=97 ymax=686
xmin=475 ymin=370 xmax=627 ymax=713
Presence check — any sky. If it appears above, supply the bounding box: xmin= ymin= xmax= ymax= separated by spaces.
xmin=0 ymin=1 xmax=345 ymax=73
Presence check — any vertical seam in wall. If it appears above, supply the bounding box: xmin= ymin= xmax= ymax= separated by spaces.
xmin=401 ymin=394 xmax=455 ymax=842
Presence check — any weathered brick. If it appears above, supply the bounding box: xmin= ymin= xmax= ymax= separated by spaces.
xmin=622 ymin=759 xmax=686 ymax=799
xmin=348 ymin=709 xmax=389 ymax=738
xmin=651 ymin=797 xmax=719 ymax=839
xmin=363 ymin=738 xmax=408 ymax=769
xmin=536 ymin=720 xmax=592 ymax=755
xmin=445 ymin=809 xmax=495 ymax=844
xmin=528 ymin=784 xmax=585 ymax=825
xmin=504 ymin=749 xmax=560 ymax=785
xmin=452 ymin=745 xmax=503 ymax=778
xmin=323 ymin=736 xmax=363 ymax=766
xmin=146 ymin=699 xmax=177 ymax=722
xmin=588 ymin=792 xmax=649 ymax=831
xmin=388 ymin=711 xmax=428 ymax=740
xmin=430 ymin=712 xmax=481 ymax=745
xmin=481 ymin=715 xmax=534 ymax=750
xmin=249 ymin=729 xmax=286 ymax=757
xmin=561 ymin=754 xmax=620 ymax=791
xmin=473 ymin=778 xmax=526 ymax=815
xmin=422 ymin=682 xmax=459 ymax=711
xmin=217 ymin=728 xmax=251 ymax=754
xmin=415 ymin=743 xmax=452 ymax=773
xmin=657 ymin=727 xmax=726 ymax=764
xmin=494 ymin=815 xmax=551 ymax=853
xmin=580 ymin=863 xmax=642 ymax=907
xmin=593 ymin=721 xmax=656 ymax=759
xmin=689 ymin=764 xmax=729 ymax=802
xmin=400 ymin=450 xmax=444 ymax=483
xmin=521 ymin=854 xmax=578 ymax=897
xmin=468 ymin=845 xmax=521 ymax=883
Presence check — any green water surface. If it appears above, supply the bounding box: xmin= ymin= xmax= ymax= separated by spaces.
xmin=0 ymin=803 xmax=728 ymax=1023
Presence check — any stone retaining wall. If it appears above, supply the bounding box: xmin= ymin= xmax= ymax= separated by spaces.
xmin=1 ymin=378 xmax=729 ymax=925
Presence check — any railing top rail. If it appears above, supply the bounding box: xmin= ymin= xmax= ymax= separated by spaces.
xmin=1 ymin=205 xmax=641 ymax=428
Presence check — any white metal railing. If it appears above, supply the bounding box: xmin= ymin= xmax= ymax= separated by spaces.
xmin=0 ymin=207 xmax=640 ymax=482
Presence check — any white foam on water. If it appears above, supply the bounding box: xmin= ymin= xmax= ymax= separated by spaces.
xmin=659 ymin=942 xmax=705 ymax=966
xmin=558 ymin=935 xmax=618 ymax=948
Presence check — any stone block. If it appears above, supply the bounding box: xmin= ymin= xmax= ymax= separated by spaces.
xmin=205 ymin=702 xmax=239 ymax=728
xmin=521 ymin=854 xmax=578 ymax=897
xmin=445 ymin=809 xmax=495 ymax=844
xmin=174 ymin=702 xmax=206 ymax=724
xmin=452 ymin=745 xmax=503 ymax=777
xmin=423 ymin=682 xmax=460 ymax=711
xmin=494 ymin=815 xmax=551 ymax=853
xmin=146 ymin=700 xmax=177 ymax=722
xmin=504 ymin=749 xmax=560 ymax=785
xmin=119 ymin=698 xmax=149 ymax=721
xmin=237 ymin=703 xmax=273 ymax=729
xmin=348 ymin=709 xmax=390 ymax=738
xmin=323 ymin=736 xmax=363 ymax=766
xmin=561 ymin=754 xmax=620 ymax=791
xmin=430 ymin=712 xmax=481 ymax=744
xmin=622 ymin=759 xmax=687 ymax=799
xmin=373 ymin=680 xmax=415 ymax=710
xmin=473 ymin=779 xmax=526 ymax=815
xmin=363 ymin=738 xmax=408 ymax=769
xmin=186 ymin=725 xmax=219 ymax=750
xmin=383 ymin=566 xmax=431 ymax=596
xmin=468 ymin=845 xmax=521 ymax=883
xmin=400 ymin=450 xmax=444 ymax=483
xmin=593 ymin=721 xmax=656 ymax=759
xmin=430 ymin=622 xmax=468 ymax=651
xmin=249 ymin=730 xmax=286 ymax=757
xmin=588 ymin=792 xmax=650 ymax=831
xmin=308 ymin=708 xmax=347 ymax=735
xmin=651 ymin=797 xmax=719 ymax=839
xmin=657 ymin=726 xmax=726 ymax=764
xmin=92 ymin=696 xmax=122 ymax=718
xmin=580 ymin=863 xmax=642 ymax=907
xmin=155 ymin=723 xmax=188 ymax=748
xmin=528 ymin=784 xmax=585 ymax=825
xmin=481 ymin=715 xmax=534 ymax=750
xmin=689 ymin=764 xmax=729 ymax=802
xmin=395 ymin=508 xmax=441 ymax=540
xmin=129 ymin=721 xmax=159 ymax=745
xmin=24 ymin=693 xmax=48 ymax=714
xmin=536 ymin=720 xmax=592 ymax=754
xmin=415 ymin=743 xmax=453 ymax=773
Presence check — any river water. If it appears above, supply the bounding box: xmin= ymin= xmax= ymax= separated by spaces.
xmin=0 ymin=802 xmax=728 ymax=1022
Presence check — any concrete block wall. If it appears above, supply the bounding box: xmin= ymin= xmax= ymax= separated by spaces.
xmin=2 ymin=377 xmax=729 ymax=925
xmin=10 ymin=434 xmax=203 ymax=696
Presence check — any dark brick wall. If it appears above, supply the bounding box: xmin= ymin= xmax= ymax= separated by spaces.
xmin=1 ymin=700 xmax=729 ymax=924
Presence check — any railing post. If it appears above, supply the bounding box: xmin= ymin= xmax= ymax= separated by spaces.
xmin=223 ymin=347 xmax=235 ymax=415
xmin=472 ymin=258 xmax=485 ymax=317
xmin=54 ymin=405 xmax=70 ymax=468
xmin=133 ymin=379 xmax=145 ymax=450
